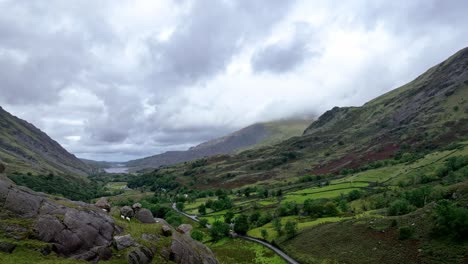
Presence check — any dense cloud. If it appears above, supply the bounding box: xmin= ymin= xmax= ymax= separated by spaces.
xmin=0 ymin=0 xmax=467 ymax=161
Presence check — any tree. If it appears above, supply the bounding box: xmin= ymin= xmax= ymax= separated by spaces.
xmin=285 ymin=220 xmax=298 ymax=238
xmin=347 ymin=190 xmax=362 ymax=201
xmin=388 ymin=199 xmax=414 ymax=216
xmin=176 ymin=202 xmax=185 ymax=211
xmin=249 ymin=211 xmax=261 ymax=224
xmin=323 ymin=202 xmax=339 ymax=216
xmin=191 ymin=230 xmax=205 ymax=241
xmin=233 ymin=214 xmax=249 ymax=235
xmin=224 ymin=211 xmax=235 ymax=224
xmin=198 ymin=204 xmax=207 ymax=215
xmin=210 ymin=221 xmax=230 ymax=241
xmin=261 ymin=229 xmax=268 ymax=240
xmin=273 ymin=218 xmax=282 ymax=235
xmin=303 ymin=199 xmax=324 ymax=217
xmin=199 ymin=218 xmax=209 ymax=228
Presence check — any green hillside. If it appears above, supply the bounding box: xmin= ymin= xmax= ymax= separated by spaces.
xmin=0 ymin=107 xmax=91 ymax=176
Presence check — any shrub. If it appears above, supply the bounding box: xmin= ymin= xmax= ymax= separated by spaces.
xmin=347 ymin=190 xmax=362 ymax=201
xmin=285 ymin=221 xmax=298 ymax=238
xmin=233 ymin=214 xmax=249 ymax=235
xmin=432 ymin=200 xmax=468 ymax=241
xmin=191 ymin=230 xmax=204 ymax=241
xmin=210 ymin=221 xmax=230 ymax=241
xmin=398 ymin=226 xmax=414 ymax=240
xmin=388 ymin=199 xmax=414 ymax=216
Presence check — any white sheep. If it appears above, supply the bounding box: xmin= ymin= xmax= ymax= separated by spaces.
xmin=120 ymin=215 xmax=125 ymax=219
xmin=126 ymin=216 xmax=130 ymax=221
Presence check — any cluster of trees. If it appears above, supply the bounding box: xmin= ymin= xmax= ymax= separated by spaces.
xmin=198 ymin=196 xmax=233 ymax=214
xmin=127 ymin=172 xmax=180 ymax=192
xmin=8 ymin=173 xmax=112 ymax=202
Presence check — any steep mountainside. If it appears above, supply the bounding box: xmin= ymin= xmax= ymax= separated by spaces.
xmin=0 ymin=107 xmax=90 ymax=176
xmin=126 ymin=119 xmax=311 ymax=171
xmin=144 ymin=46 xmax=468 ymax=189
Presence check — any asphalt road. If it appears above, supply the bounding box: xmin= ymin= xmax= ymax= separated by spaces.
xmin=172 ymin=203 xmax=300 ymax=264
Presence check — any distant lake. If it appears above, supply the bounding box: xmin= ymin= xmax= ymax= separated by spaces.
xmin=104 ymin=166 xmax=129 ymax=173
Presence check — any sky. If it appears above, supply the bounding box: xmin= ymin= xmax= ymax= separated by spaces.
xmin=1 ymin=0 xmax=467 ymax=161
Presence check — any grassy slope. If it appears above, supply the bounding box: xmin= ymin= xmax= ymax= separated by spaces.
xmin=0 ymin=107 xmax=90 ymax=176
xmin=178 ymin=143 xmax=467 ymax=263
xmin=148 ymin=46 xmax=468 ymax=190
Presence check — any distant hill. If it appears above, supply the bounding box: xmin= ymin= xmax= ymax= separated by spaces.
xmin=126 ymin=119 xmax=312 ymax=171
xmin=0 ymin=107 xmax=91 ymax=176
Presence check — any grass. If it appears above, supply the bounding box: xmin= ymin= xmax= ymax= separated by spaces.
xmin=209 ymin=238 xmax=286 ymax=264
xmin=283 ymin=188 xmax=363 ymax=203
xmin=105 ymin=182 xmax=128 ymax=191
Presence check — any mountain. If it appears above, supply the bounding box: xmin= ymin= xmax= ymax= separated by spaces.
xmin=126 ymin=118 xmax=312 ymax=171
xmin=138 ymin=46 xmax=468 ymax=189
xmin=0 ymin=106 xmax=91 ymax=176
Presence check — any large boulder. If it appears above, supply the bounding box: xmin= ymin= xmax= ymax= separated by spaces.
xmin=176 ymin=224 xmax=192 ymax=235
xmin=128 ymin=246 xmax=153 ymax=264
xmin=0 ymin=242 xmax=16 ymax=253
xmin=120 ymin=206 xmax=134 ymax=218
xmin=132 ymin=203 xmax=142 ymax=211
xmin=170 ymin=231 xmax=218 ymax=264
xmin=113 ymin=234 xmax=135 ymax=250
xmin=95 ymin=197 xmax=111 ymax=212
xmin=135 ymin=208 xmax=155 ymax=223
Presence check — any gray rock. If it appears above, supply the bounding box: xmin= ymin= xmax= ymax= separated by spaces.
xmin=95 ymin=197 xmax=111 ymax=211
xmin=170 ymin=232 xmax=218 ymax=264
xmin=4 ymin=186 xmax=43 ymax=218
xmin=0 ymin=242 xmax=16 ymax=253
xmin=141 ymin=233 xmax=160 ymax=242
xmin=0 ymin=179 xmax=116 ymax=258
xmin=162 ymin=225 xmax=172 ymax=237
xmin=120 ymin=206 xmax=134 ymax=218
xmin=114 ymin=234 xmax=135 ymax=250
xmin=155 ymin=218 xmax=170 ymax=226
xmin=132 ymin=203 xmax=142 ymax=211
xmin=128 ymin=246 xmax=154 ymax=264
xmin=176 ymin=224 xmax=192 ymax=235
xmin=35 ymin=215 xmax=65 ymax=242
xmin=135 ymin=208 xmax=155 ymax=223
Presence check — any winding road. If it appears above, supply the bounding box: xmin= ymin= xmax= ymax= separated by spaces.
xmin=172 ymin=203 xmax=300 ymax=264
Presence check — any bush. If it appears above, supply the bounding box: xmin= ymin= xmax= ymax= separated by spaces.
xmin=199 ymin=218 xmax=209 ymax=228
xmin=398 ymin=226 xmax=414 ymax=240
xmin=388 ymin=199 xmax=414 ymax=216
xmin=347 ymin=190 xmax=362 ymax=201
xmin=210 ymin=221 xmax=230 ymax=241
xmin=285 ymin=221 xmax=298 ymax=238
xmin=432 ymin=200 xmax=468 ymax=241
xmin=191 ymin=230 xmax=205 ymax=241
xmin=233 ymin=214 xmax=249 ymax=235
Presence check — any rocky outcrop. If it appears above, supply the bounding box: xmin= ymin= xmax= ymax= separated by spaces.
xmin=176 ymin=224 xmax=192 ymax=235
xmin=120 ymin=205 xmax=134 ymax=218
xmin=128 ymin=246 xmax=154 ymax=264
xmin=135 ymin=208 xmax=156 ymax=223
xmin=113 ymin=234 xmax=135 ymax=250
xmin=95 ymin=197 xmax=111 ymax=211
xmin=170 ymin=231 xmax=218 ymax=264
xmin=0 ymin=179 xmax=115 ymax=261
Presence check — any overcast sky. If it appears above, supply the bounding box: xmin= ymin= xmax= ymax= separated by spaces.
xmin=1 ymin=0 xmax=467 ymax=161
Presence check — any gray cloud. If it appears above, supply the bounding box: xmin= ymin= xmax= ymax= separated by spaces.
xmin=145 ymin=0 xmax=295 ymax=93
xmin=251 ymin=23 xmax=318 ymax=73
